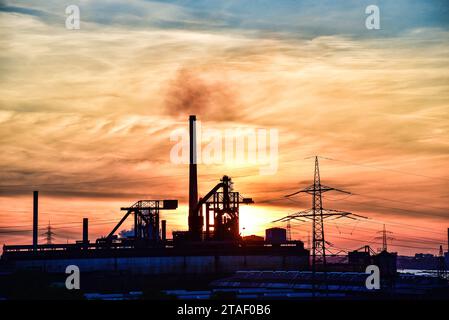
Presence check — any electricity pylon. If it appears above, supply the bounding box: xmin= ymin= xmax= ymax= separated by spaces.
xmin=41 ymin=221 xmax=55 ymax=245
xmin=274 ymin=156 xmax=366 ymax=272
xmin=375 ymin=224 xmax=394 ymax=252
xmin=286 ymin=220 xmax=292 ymax=241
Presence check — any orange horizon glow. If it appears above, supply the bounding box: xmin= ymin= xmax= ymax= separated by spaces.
xmin=1 ymin=3 xmax=449 ymax=256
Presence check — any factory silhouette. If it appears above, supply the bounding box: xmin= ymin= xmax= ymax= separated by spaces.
xmin=0 ymin=115 xmax=448 ymax=300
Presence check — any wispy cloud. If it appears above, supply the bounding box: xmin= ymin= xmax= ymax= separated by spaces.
xmin=0 ymin=1 xmax=448 ymax=253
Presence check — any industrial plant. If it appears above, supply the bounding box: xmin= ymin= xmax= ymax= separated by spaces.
xmin=0 ymin=116 xmax=448 ymax=300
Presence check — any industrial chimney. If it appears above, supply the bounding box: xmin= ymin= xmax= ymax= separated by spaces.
xmin=33 ymin=191 xmax=38 ymax=251
xmin=161 ymin=220 xmax=167 ymax=242
xmin=188 ymin=115 xmax=202 ymax=240
xmin=83 ymin=218 xmax=89 ymax=246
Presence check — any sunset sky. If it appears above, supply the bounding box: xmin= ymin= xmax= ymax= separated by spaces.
xmin=0 ymin=0 xmax=448 ymax=255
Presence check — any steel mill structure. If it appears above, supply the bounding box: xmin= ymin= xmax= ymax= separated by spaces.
xmin=1 ymin=115 xmax=309 ymax=276
xmin=1 ymin=116 xmax=448 ymax=299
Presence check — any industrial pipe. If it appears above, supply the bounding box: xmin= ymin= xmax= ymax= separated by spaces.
xmin=33 ymin=191 xmax=38 ymax=251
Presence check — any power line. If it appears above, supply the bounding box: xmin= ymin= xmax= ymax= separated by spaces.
xmin=323 ymin=222 xmax=445 ymax=244
xmin=328 ymin=233 xmax=442 ymax=251
xmin=0 ymin=217 xmax=119 ymax=229
xmin=276 ymin=197 xmax=446 ymax=239
xmin=361 ymin=218 xmax=446 ymax=237
xmin=325 ymin=194 xmax=449 ymax=220
xmin=0 ymin=173 xmax=226 ymax=189
xmin=0 ymin=174 xmax=184 ymax=188
xmin=264 ymin=192 xmax=446 ymax=236
xmin=294 ymin=221 xmax=445 ymax=248
xmin=321 ymin=156 xmax=449 ymax=182
xmin=0 ymin=219 xmax=119 ymax=234
xmin=351 ymin=192 xmax=449 ymax=212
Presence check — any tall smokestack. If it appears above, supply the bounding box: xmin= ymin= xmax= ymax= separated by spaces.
xmin=83 ymin=218 xmax=89 ymax=245
xmin=161 ymin=220 xmax=167 ymax=242
xmin=33 ymin=191 xmax=38 ymax=251
xmin=188 ymin=115 xmax=201 ymax=240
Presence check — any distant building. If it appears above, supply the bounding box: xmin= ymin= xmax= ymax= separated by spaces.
xmin=243 ymin=235 xmax=264 ymax=242
xmin=347 ymin=246 xmax=397 ymax=276
xmin=348 ymin=249 xmax=371 ymax=272
xmin=265 ymin=228 xmax=287 ymax=245
xmin=373 ymin=250 xmax=397 ymax=277
xmin=415 ymin=253 xmax=434 ymax=259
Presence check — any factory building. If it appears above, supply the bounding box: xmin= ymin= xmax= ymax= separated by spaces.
xmin=265 ymin=228 xmax=287 ymax=245
xmin=348 ymin=245 xmax=397 ymax=276
xmin=1 ymin=116 xmax=309 ymax=276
